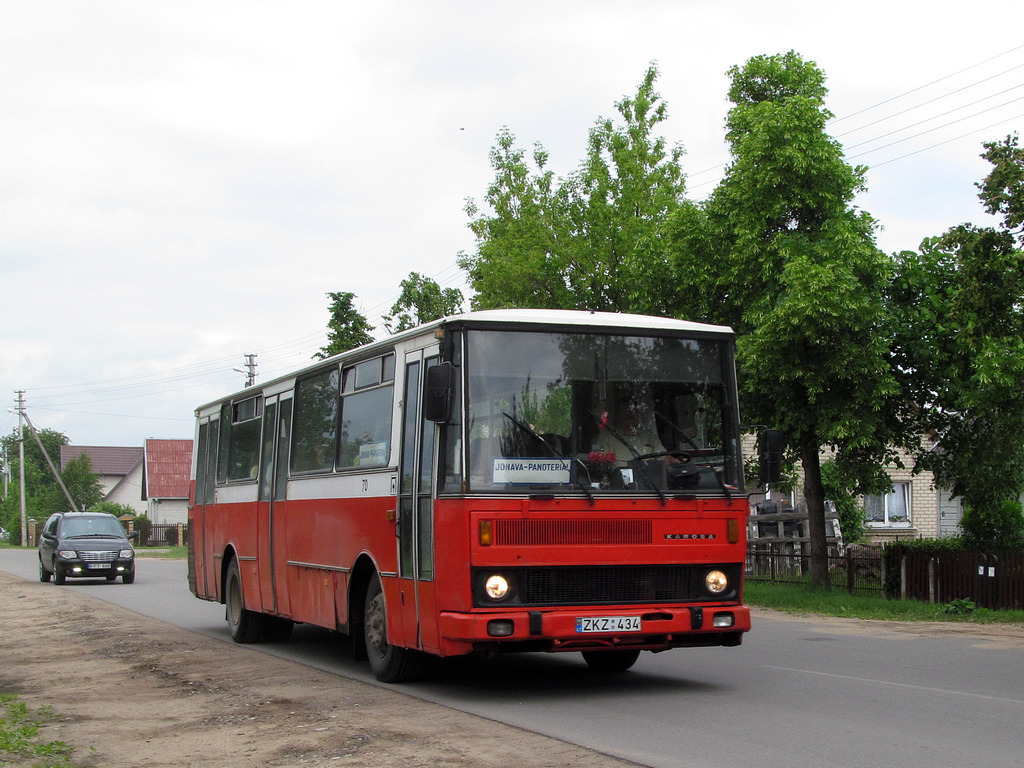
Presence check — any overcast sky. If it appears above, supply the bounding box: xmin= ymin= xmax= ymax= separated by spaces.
xmin=2 ymin=1 xmax=1021 ymax=450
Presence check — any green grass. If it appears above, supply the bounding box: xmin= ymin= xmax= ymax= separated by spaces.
xmin=134 ymin=545 xmax=187 ymax=559
xmin=0 ymin=694 xmax=77 ymax=768
xmin=745 ymin=580 xmax=1024 ymax=624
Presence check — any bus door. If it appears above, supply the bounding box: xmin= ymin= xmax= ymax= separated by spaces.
xmin=396 ymin=352 xmax=439 ymax=652
xmin=190 ymin=416 xmax=220 ymax=599
xmin=257 ymin=395 xmax=292 ymax=616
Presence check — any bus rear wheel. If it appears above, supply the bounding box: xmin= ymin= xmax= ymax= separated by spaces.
xmin=582 ymin=649 xmax=641 ymax=673
xmin=363 ymin=573 xmax=424 ymax=683
xmin=225 ymin=559 xmax=266 ymax=643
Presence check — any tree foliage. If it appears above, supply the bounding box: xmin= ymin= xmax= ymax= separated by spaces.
xmin=316 ymin=291 xmax=375 ymax=359
xmin=889 ymin=134 xmax=1024 ymax=547
xmin=668 ymin=52 xmax=901 ymax=585
xmin=382 ymin=272 xmax=464 ymax=333
xmin=0 ymin=428 xmax=102 ymax=536
xmin=460 ymin=64 xmax=687 ymax=314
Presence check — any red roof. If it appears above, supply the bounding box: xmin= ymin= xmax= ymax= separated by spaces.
xmin=143 ymin=439 xmax=193 ymax=499
xmin=61 ymin=445 xmax=143 ymax=475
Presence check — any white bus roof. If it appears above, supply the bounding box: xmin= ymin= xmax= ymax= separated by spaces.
xmin=440 ymin=309 xmax=733 ymax=335
xmin=196 ymin=309 xmax=733 ymax=413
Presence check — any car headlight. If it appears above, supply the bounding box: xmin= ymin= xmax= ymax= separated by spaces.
xmin=705 ymin=570 xmax=729 ymax=594
xmin=484 ymin=574 xmax=510 ymax=600
xmin=120 ymin=549 xmax=134 ymax=559
xmin=57 ymin=550 xmax=78 ymax=559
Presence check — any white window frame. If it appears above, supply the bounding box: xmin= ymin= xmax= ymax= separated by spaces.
xmin=865 ymin=482 xmax=911 ymax=527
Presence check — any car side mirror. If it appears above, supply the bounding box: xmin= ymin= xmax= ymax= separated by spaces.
xmin=424 ymin=362 xmax=455 ymax=423
xmin=758 ymin=429 xmax=784 ymax=485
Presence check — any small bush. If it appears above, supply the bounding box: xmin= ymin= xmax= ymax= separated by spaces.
xmin=943 ymin=598 xmax=977 ymax=615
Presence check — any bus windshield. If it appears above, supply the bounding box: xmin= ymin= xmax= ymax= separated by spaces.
xmin=461 ymin=328 xmax=742 ymax=496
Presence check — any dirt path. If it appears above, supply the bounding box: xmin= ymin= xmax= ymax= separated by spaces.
xmin=0 ymin=572 xmax=642 ymax=768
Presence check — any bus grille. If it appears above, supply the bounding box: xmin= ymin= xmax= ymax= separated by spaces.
xmin=514 ymin=564 xmax=730 ymax=606
xmin=492 ymin=519 xmax=652 ymax=546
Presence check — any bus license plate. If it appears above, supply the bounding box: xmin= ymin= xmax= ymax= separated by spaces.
xmin=576 ymin=616 xmax=642 ymax=633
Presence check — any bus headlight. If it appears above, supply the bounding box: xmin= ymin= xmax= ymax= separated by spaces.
xmin=484 ymin=574 xmax=510 ymax=600
xmin=705 ymin=570 xmax=729 ymax=595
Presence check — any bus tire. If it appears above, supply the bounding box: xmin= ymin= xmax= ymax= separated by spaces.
xmin=363 ymin=572 xmax=423 ymax=683
xmin=582 ymin=649 xmax=641 ymax=673
xmin=225 ymin=559 xmax=266 ymax=643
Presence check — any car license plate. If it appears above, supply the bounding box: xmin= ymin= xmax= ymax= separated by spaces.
xmin=87 ymin=563 xmax=110 ymax=569
xmin=575 ymin=616 xmax=642 ymax=633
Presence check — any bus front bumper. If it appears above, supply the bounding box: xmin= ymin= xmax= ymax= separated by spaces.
xmin=437 ymin=605 xmax=750 ymax=656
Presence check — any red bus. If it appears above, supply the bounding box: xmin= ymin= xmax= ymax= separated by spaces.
xmin=188 ymin=309 xmax=777 ymax=682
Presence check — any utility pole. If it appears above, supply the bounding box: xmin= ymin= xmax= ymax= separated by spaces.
xmin=234 ymin=353 xmax=258 ymax=388
xmin=14 ymin=390 xmax=27 ymax=547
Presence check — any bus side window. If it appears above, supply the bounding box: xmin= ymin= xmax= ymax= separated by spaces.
xmin=292 ymin=368 xmax=340 ymax=473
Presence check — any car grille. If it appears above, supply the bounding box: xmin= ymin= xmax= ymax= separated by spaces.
xmin=80 ymin=550 xmax=119 ymax=562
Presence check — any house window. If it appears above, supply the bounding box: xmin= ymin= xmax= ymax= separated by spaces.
xmin=865 ymin=483 xmax=910 ymax=526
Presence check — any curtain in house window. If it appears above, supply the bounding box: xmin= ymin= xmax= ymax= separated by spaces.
xmin=865 ymin=483 xmax=909 ymax=525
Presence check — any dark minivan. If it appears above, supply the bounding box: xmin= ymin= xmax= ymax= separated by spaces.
xmin=38 ymin=511 xmax=136 ymax=584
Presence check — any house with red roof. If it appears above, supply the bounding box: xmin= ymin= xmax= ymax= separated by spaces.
xmin=60 ymin=439 xmax=193 ymax=524
xmin=60 ymin=445 xmax=146 ymax=514
xmin=142 ymin=439 xmax=193 ymax=525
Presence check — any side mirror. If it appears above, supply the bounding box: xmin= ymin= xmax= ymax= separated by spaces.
xmin=424 ymin=362 xmax=455 ymax=423
xmin=758 ymin=429 xmax=784 ymax=485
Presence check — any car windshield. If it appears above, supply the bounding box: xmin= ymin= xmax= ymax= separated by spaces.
xmin=61 ymin=516 xmax=126 ymax=538
xmin=460 ymin=328 xmax=743 ymax=496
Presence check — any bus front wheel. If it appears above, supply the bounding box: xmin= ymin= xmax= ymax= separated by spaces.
xmin=225 ymin=559 xmax=266 ymax=643
xmin=363 ymin=573 xmax=424 ymax=683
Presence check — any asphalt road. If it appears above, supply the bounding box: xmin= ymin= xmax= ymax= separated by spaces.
xmin=3 ymin=548 xmax=1022 ymax=768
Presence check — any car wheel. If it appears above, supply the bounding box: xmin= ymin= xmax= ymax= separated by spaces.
xmin=54 ymin=566 xmax=66 ymax=585
xmin=122 ymin=566 xmax=135 ymax=584
xmin=39 ymin=559 xmax=52 ymax=583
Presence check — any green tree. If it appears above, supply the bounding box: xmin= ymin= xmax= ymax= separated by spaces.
xmin=91 ymin=501 xmax=137 ymax=518
xmin=382 ymin=272 xmax=464 ymax=333
xmin=669 ymin=52 xmax=903 ymax=586
xmin=316 ymin=291 xmax=375 ymax=359
xmin=0 ymin=428 xmax=104 ymax=535
xmin=460 ymin=64 xmax=687 ymax=313
xmin=59 ymin=454 xmax=103 ymax=512
xmin=889 ymin=134 xmax=1024 ymax=547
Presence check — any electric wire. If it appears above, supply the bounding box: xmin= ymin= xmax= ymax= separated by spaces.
xmin=10 ymin=45 xmax=1023 ymax=434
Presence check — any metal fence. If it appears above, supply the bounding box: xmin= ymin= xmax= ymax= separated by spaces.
xmin=745 ymin=542 xmax=884 ymax=595
xmin=747 ymin=542 xmax=1024 ymax=610
xmin=895 ymin=548 xmax=1024 ymax=610
xmin=129 ymin=522 xmax=187 ymax=548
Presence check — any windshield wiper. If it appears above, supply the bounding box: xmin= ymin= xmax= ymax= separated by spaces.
xmin=653 ymin=413 xmax=734 ymax=502
xmin=588 ymin=412 xmax=667 ymax=505
xmin=501 ymin=412 xmax=595 ymax=505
